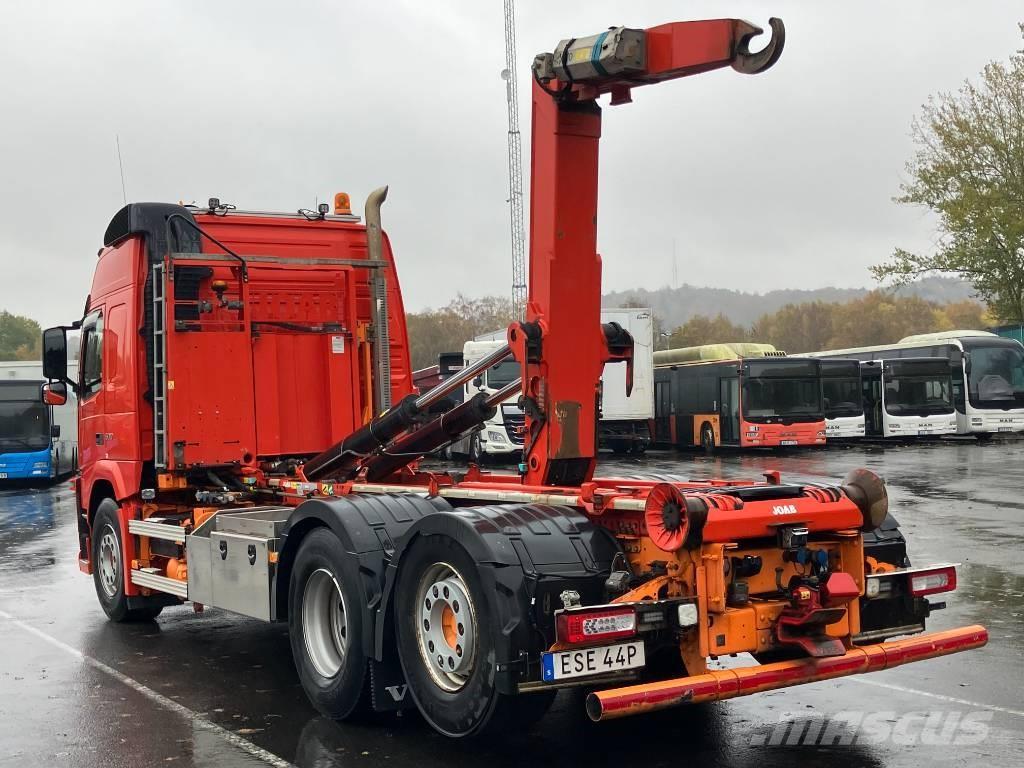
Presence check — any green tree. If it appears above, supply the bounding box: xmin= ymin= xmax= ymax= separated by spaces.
xmin=0 ymin=311 xmax=41 ymax=361
xmin=872 ymin=26 xmax=1024 ymax=323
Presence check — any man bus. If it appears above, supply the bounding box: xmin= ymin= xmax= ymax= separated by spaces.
xmin=0 ymin=366 xmax=77 ymax=482
xmin=652 ymin=344 xmax=826 ymax=451
xmin=820 ymin=358 xmax=866 ymax=439
xmin=860 ymin=358 xmax=957 ymax=438
xmin=807 ymin=330 xmax=1024 ymax=437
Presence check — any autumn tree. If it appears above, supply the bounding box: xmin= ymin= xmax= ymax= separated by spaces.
xmin=406 ymin=294 xmax=515 ymax=370
xmin=752 ymin=301 xmax=835 ymax=353
xmin=873 ymin=26 xmax=1024 ymax=322
xmin=665 ymin=314 xmax=750 ymax=349
xmin=0 ymin=311 xmax=41 ymax=361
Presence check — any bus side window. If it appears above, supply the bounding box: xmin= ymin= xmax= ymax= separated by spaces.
xmin=80 ymin=311 xmax=104 ymax=398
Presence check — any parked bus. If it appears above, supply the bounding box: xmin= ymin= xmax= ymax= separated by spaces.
xmin=807 ymin=330 xmax=1024 ymax=436
xmin=820 ymin=358 xmax=865 ymax=439
xmin=860 ymin=358 xmax=957 ymax=438
xmin=0 ymin=361 xmax=78 ymax=482
xmin=652 ymin=345 xmax=826 ymax=451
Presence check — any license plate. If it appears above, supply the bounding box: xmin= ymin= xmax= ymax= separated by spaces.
xmin=542 ymin=640 xmax=645 ymax=681
xmin=0 ymin=473 xmax=6 ymax=479
xmin=998 ymin=427 xmax=1013 ymax=432
xmin=780 ymin=440 xmax=798 ymax=446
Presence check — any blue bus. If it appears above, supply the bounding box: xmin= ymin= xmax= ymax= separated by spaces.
xmin=0 ymin=378 xmax=76 ymax=482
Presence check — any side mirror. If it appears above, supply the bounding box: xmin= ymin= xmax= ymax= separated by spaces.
xmin=43 ymin=327 xmax=68 ymax=382
xmin=962 ymin=352 xmax=972 ymax=374
xmin=472 ymin=376 xmax=483 ymax=389
xmin=51 ymin=424 xmax=61 ymax=438
xmin=42 ymin=381 xmax=68 ymax=406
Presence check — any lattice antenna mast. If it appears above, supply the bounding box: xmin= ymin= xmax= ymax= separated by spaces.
xmin=502 ymin=0 xmax=527 ymax=320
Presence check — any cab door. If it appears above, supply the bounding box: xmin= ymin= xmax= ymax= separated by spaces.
xmin=77 ymin=309 xmax=106 ymax=474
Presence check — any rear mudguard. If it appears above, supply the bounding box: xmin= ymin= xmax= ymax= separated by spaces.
xmin=275 ymin=495 xmax=620 ymax=704
xmin=377 ymin=503 xmax=622 ymax=695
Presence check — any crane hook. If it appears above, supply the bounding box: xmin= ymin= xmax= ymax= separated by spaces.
xmin=731 ymin=17 xmax=785 ymax=75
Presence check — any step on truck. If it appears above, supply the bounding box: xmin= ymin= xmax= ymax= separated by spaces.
xmin=41 ymin=16 xmax=986 ymax=738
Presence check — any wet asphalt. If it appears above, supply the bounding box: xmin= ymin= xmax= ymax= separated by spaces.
xmin=1 ymin=441 xmax=1022 ymax=767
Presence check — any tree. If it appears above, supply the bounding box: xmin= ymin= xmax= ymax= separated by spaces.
xmin=406 ymin=294 xmax=515 ymax=370
xmin=0 ymin=311 xmax=41 ymax=361
xmin=872 ymin=26 xmax=1024 ymax=323
xmin=752 ymin=301 xmax=835 ymax=353
xmin=666 ymin=314 xmax=750 ymax=349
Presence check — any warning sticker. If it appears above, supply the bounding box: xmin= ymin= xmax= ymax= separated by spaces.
xmin=331 ymin=335 xmax=345 ymax=354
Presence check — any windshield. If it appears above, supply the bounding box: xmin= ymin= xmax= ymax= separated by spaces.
xmin=485 ymin=360 xmax=519 ymax=390
xmin=965 ymin=342 xmax=1024 ymax=409
xmin=743 ymin=377 xmax=822 ymax=422
xmin=822 ymin=376 xmax=862 ymax=419
xmin=0 ymin=400 xmax=50 ymax=452
xmin=884 ymin=374 xmax=953 ymax=416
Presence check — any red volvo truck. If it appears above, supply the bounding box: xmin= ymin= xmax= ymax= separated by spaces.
xmin=41 ymin=17 xmax=985 ymax=738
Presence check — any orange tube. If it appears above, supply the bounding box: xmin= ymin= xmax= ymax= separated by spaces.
xmin=586 ymin=624 xmax=988 ymax=721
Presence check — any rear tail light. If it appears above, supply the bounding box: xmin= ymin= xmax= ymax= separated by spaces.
xmin=909 ymin=566 xmax=957 ymax=596
xmin=556 ymin=606 xmax=636 ymax=645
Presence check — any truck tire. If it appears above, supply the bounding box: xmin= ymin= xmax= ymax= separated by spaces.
xmin=92 ymin=499 xmax=163 ymax=622
xmin=468 ymin=433 xmax=483 ymax=464
xmin=288 ymin=528 xmax=371 ymax=720
xmin=701 ymin=424 xmax=716 ymax=455
xmin=394 ymin=533 xmax=553 ymax=737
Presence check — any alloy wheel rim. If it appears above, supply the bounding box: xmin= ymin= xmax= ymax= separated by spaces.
xmin=302 ymin=568 xmax=348 ymax=678
xmin=415 ymin=562 xmax=478 ymax=692
xmin=98 ymin=525 xmax=120 ymax=598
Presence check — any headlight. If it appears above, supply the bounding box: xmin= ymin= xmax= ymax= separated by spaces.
xmin=32 ymin=461 xmax=49 ymax=469
xmin=487 ymin=430 xmax=506 ymax=443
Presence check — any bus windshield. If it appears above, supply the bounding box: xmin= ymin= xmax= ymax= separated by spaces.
xmin=964 ymin=341 xmax=1024 ymax=409
xmin=822 ymin=377 xmax=862 ymax=419
xmin=743 ymin=378 xmax=822 ymax=421
xmin=0 ymin=400 xmax=50 ymax=453
xmin=884 ymin=374 xmax=953 ymax=416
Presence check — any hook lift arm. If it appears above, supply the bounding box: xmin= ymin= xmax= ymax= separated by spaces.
xmin=511 ymin=18 xmax=785 ymax=487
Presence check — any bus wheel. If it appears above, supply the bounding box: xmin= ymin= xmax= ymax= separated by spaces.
xmin=92 ymin=500 xmax=163 ymax=622
xmin=701 ymin=424 xmax=716 ymax=455
xmin=289 ymin=528 xmax=371 ymax=720
xmin=394 ymin=534 xmax=553 ymax=737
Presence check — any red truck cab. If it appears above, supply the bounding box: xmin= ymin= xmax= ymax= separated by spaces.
xmin=58 ymin=197 xmax=412 ymax=575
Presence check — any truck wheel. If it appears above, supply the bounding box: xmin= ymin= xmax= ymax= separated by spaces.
xmin=92 ymin=499 xmax=163 ymax=622
xmin=468 ymin=434 xmax=483 ymax=464
xmin=288 ymin=528 xmax=370 ymax=720
xmin=394 ymin=534 xmax=552 ymax=737
xmin=701 ymin=424 xmax=716 ymax=455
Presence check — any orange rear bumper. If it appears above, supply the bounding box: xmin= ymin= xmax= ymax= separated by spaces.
xmin=586 ymin=624 xmax=988 ymax=721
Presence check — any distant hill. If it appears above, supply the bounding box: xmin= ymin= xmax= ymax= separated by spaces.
xmin=604 ymin=276 xmax=977 ymax=329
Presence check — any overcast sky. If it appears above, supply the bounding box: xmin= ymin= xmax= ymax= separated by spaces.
xmin=0 ymin=1 xmax=1020 ymax=329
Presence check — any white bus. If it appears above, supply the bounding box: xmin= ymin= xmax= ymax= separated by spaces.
xmin=820 ymin=359 xmax=866 ymax=439
xmin=807 ymin=330 xmax=1024 ymax=436
xmin=860 ymin=358 xmax=957 ymax=438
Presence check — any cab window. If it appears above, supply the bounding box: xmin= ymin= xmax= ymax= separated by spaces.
xmin=80 ymin=311 xmax=104 ymax=398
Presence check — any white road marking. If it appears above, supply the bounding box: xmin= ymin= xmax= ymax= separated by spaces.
xmin=0 ymin=608 xmax=294 ymax=768
xmin=848 ymin=677 xmax=1024 ymax=718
